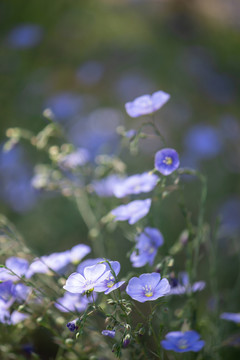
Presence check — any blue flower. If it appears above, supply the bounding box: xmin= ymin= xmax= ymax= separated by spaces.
xmin=125 ymin=91 xmax=170 ymax=118
xmin=6 ymin=24 xmax=43 ymax=48
xmin=76 ymin=61 xmax=104 ymax=86
xmin=100 ymin=261 xmax=125 ymax=295
xmin=154 ymin=148 xmax=180 ymax=176
xmin=126 ymin=273 xmax=170 ymax=302
xmin=28 ymin=244 xmax=90 ymax=276
xmin=111 ymin=199 xmax=151 ymax=225
xmin=161 ymin=331 xmax=205 ymax=353
xmin=0 ymin=257 xmax=30 ymax=281
xmin=67 ymin=318 xmax=79 ymax=332
xmin=220 ymin=312 xmax=240 ymax=324
xmin=184 ymin=124 xmax=222 ymax=159
xmin=55 ymin=292 xmax=94 ymax=313
xmin=45 ymin=92 xmax=83 ymax=121
xmin=92 ymin=175 xmax=125 ymax=197
xmin=102 ymin=330 xmax=116 ymax=338
xmin=168 ymin=272 xmax=205 ymax=295
xmin=12 ymin=283 xmax=31 ymax=302
xmin=130 ymin=227 xmax=164 ymax=268
xmin=113 ymin=172 xmax=158 ymax=198
xmin=63 ymin=264 xmax=111 ymax=294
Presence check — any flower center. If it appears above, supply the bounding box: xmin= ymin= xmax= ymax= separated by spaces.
xmin=107 ymin=276 xmax=115 ymax=288
xmin=143 ymin=285 xmax=153 ymax=297
xmin=163 ymin=156 xmax=173 ymax=165
xmin=178 ymin=339 xmax=188 ymax=349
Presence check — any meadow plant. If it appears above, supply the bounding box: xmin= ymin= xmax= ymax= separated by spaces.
xmin=0 ymin=89 xmax=235 ymax=360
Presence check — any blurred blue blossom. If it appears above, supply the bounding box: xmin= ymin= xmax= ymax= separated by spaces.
xmin=92 ymin=175 xmax=125 ymax=197
xmin=130 ymin=227 xmax=164 ymax=268
xmin=6 ymin=24 xmax=43 ymax=48
xmin=102 ymin=330 xmax=116 ymax=338
xmin=55 ymin=292 xmax=93 ymax=313
xmin=184 ymin=124 xmax=222 ymax=159
xmin=125 ymin=90 xmax=170 ymax=118
xmin=76 ymin=61 xmax=104 ymax=86
xmin=0 ymin=145 xmax=37 ymax=212
xmin=63 ymin=264 xmax=111 ymax=294
xmin=45 ymin=92 xmax=83 ymax=121
xmin=161 ymin=330 xmax=205 ymax=353
xmin=218 ymin=197 xmax=240 ymax=236
xmin=28 ymin=244 xmax=91 ymax=276
xmin=126 ymin=273 xmax=170 ymax=302
xmin=111 ymin=199 xmax=152 ymax=225
xmin=220 ymin=312 xmax=240 ymax=324
xmin=155 ymin=148 xmax=180 ymax=175
xmin=0 ymin=257 xmax=30 ymax=282
xmin=168 ymin=272 xmax=205 ymax=295
xmin=113 ymin=172 xmax=158 ymax=198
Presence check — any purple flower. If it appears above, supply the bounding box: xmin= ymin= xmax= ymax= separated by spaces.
xmin=111 ymin=199 xmax=152 ymax=225
xmin=130 ymin=227 xmax=164 ymax=268
xmin=45 ymin=92 xmax=83 ymax=121
xmin=220 ymin=312 xmax=240 ymax=324
xmin=0 ymin=257 xmax=30 ymax=281
xmin=0 ymin=281 xmax=14 ymax=303
xmin=100 ymin=261 xmax=125 ymax=295
xmin=28 ymin=244 xmax=90 ymax=276
xmin=55 ymin=292 xmax=94 ymax=313
xmin=12 ymin=283 xmax=31 ymax=302
xmin=161 ymin=331 xmax=205 ymax=353
xmin=76 ymin=61 xmax=104 ymax=86
xmin=67 ymin=318 xmax=79 ymax=332
xmin=92 ymin=175 xmax=125 ymax=198
xmin=125 ymin=90 xmax=170 ymax=118
xmin=168 ymin=272 xmax=205 ymax=296
xmin=63 ymin=264 xmax=111 ymax=294
xmin=59 ymin=149 xmax=90 ymax=169
xmin=155 ymin=148 xmax=180 ymax=176
xmin=102 ymin=330 xmax=116 ymax=338
xmin=113 ymin=173 xmax=158 ymax=198
xmin=6 ymin=24 xmax=43 ymax=49
xmin=77 ymin=258 xmax=104 ymax=274
xmin=126 ymin=273 xmax=170 ymax=302
xmin=10 ymin=311 xmax=29 ymax=325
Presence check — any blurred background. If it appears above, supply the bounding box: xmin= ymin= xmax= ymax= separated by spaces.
xmin=0 ymin=0 xmax=240 ymax=357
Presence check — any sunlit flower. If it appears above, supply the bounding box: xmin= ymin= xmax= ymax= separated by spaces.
xmin=125 ymin=90 xmax=170 ymax=118
xmin=154 ymin=148 xmax=180 ymax=176
xmin=63 ymin=264 xmax=111 ymax=294
xmin=113 ymin=173 xmax=158 ymax=198
xmin=111 ymin=199 xmax=151 ymax=225
xmin=126 ymin=273 xmax=170 ymax=302
xmin=161 ymin=331 xmax=205 ymax=353
xmin=130 ymin=227 xmax=164 ymax=268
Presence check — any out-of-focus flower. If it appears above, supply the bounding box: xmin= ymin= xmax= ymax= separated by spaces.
xmin=63 ymin=264 xmax=111 ymax=294
xmin=123 ymin=334 xmax=131 ymax=348
xmin=59 ymin=148 xmax=90 ymax=169
xmin=218 ymin=197 xmax=240 ymax=237
xmin=12 ymin=283 xmax=31 ymax=302
xmin=55 ymin=292 xmax=94 ymax=313
xmin=0 ymin=257 xmax=30 ymax=282
xmin=126 ymin=273 xmax=170 ymax=302
xmin=76 ymin=61 xmax=104 ymax=86
xmin=111 ymin=199 xmax=151 ymax=225
xmin=0 ymin=281 xmax=14 ymax=303
xmin=92 ymin=175 xmax=125 ymax=197
xmin=125 ymin=91 xmax=170 ymax=118
xmin=102 ymin=329 xmax=116 ymax=338
xmin=220 ymin=313 xmax=240 ymax=324
xmin=130 ymin=227 xmax=164 ymax=268
xmin=28 ymin=244 xmax=91 ymax=276
xmin=10 ymin=311 xmax=29 ymax=325
xmin=113 ymin=172 xmax=158 ymax=198
xmin=161 ymin=331 xmax=205 ymax=353
xmin=184 ymin=124 xmax=222 ymax=159
xmin=44 ymin=92 xmax=83 ymax=121
xmin=6 ymin=24 xmax=43 ymax=48
xmin=155 ymin=148 xmax=180 ymax=176
xmin=168 ymin=272 xmax=205 ymax=295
